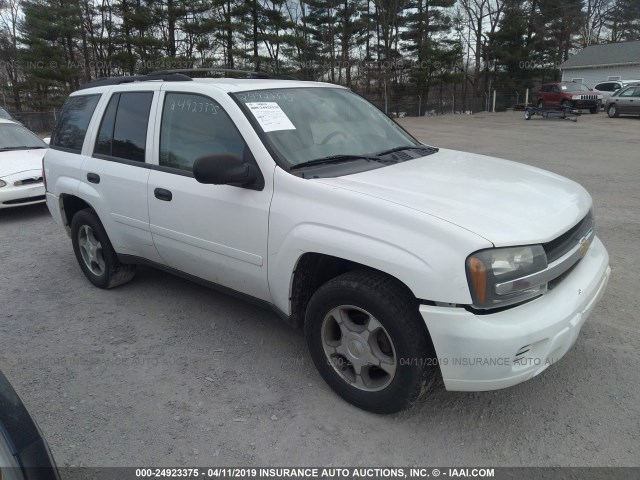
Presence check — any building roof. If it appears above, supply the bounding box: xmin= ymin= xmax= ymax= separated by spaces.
xmin=561 ymin=40 xmax=640 ymax=70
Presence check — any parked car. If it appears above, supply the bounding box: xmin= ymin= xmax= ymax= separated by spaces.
xmin=0 ymin=107 xmax=13 ymax=121
xmin=593 ymin=79 xmax=640 ymax=106
xmin=44 ymin=73 xmax=610 ymax=413
xmin=536 ymin=81 xmax=602 ymax=113
xmin=0 ymin=119 xmax=48 ymax=209
xmin=0 ymin=107 xmax=23 ymax=126
xmin=0 ymin=369 xmax=60 ymax=479
xmin=605 ymin=85 xmax=640 ymax=117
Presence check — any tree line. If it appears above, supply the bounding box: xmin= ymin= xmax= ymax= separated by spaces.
xmin=1 ymin=0 xmax=639 ymax=113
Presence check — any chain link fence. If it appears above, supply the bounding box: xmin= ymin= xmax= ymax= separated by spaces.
xmin=358 ymin=91 xmax=527 ymax=117
xmin=10 ymin=110 xmax=57 ymax=134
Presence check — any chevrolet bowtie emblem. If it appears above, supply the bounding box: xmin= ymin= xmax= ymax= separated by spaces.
xmin=579 ymin=238 xmax=591 ymax=257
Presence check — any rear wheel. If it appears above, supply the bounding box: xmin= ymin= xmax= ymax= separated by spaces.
xmin=304 ymin=270 xmax=436 ymax=413
xmin=561 ymin=99 xmax=571 ymax=108
xmin=71 ymin=209 xmax=136 ymax=288
xmin=524 ymin=109 xmax=532 ymax=120
xmin=607 ymin=104 xmax=619 ymax=118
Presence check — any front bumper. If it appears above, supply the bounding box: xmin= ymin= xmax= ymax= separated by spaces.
xmin=0 ymin=184 xmax=45 ymax=209
xmin=572 ymin=99 xmax=600 ymax=109
xmin=0 ymin=169 xmax=46 ymax=209
xmin=421 ymin=236 xmax=610 ymax=391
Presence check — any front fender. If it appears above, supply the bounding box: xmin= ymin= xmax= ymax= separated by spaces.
xmin=268 ymin=223 xmax=435 ymax=314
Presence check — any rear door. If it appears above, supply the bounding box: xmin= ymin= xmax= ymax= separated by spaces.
xmin=146 ymin=85 xmax=274 ymax=301
xmin=81 ymin=86 xmax=164 ymax=263
xmin=550 ymin=85 xmax=563 ymax=105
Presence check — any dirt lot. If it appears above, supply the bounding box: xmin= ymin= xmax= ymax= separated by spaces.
xmin=1 ymin=111 xmax=639 ymax=468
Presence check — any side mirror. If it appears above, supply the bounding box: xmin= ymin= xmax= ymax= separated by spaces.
xmin=193 ymin=153 xmax=258 ymax=188
xmin=42 ymin=137 xmax=50 ymax=145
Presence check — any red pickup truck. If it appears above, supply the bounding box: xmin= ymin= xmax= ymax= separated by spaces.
xmin=537 ymin=82 xmax=602 ymax=113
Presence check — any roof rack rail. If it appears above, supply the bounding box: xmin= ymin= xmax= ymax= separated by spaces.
xmin=77 ymin=73 xmax=192 ymax=90
xmin=149 ymin=68 xmax=271 ymax=79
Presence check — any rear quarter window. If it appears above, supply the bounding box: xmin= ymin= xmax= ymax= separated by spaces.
xmin=50 ymin=95 xmax=101 ymax=153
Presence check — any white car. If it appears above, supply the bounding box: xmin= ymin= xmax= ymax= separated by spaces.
xmin=593 ymin=80 xmax=640 ymax=106
xmin=0 ymin=119 xmax=48 ymax=209
xmin=43 ymin=73 xmax=610 ymax=413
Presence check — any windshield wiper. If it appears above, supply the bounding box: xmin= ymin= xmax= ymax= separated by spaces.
xmin=374 ymin=145 xmax=437 ymax=157
xmin=290 ymin=154 xmax=384 ymax=170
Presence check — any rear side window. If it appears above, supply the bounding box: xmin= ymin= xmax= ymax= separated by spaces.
xmin=93 ymin=92 xmax=153 ymax=162
xmin=51 ymin=95 xmax=100 ymax=152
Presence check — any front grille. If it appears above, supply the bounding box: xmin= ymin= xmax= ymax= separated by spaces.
xmin=577 ymin=94 xmax=598 ymax=100
xmin=15 ymin=176 xmax=43 ymax=186
xmin=543 ymin=211 xmax=594 ymax=264
xmin=3 ymin=195 xmax=46 ymax=205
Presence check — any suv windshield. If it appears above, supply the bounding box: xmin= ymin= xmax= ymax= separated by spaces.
xmin=0 ymin=123 xmax=47 ymax=152
xmin=233 ymin=87 xmax=419 ymax=168
xmin=562 ymin=83 xmax=590 ymax=92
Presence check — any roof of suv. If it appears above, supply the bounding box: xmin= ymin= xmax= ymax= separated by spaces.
xmin=72 ymin=78 xmax=341 ymax=96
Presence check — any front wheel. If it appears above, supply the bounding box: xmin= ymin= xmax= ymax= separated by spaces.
xmin=590 ymin=106 xmax=599 ymax=114
xmin=71 ymin=209 xmax=136 ymax=288
xmin=304 ymin=270 xmax=436 ymax=413
xmin=607 ymin=104 xmax=619 ymax=118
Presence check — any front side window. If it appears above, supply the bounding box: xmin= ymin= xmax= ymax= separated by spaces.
xmin=232 ymin=88 xmax=418 ymax=168
xmin=51 ymin=95 xmax=100 ymax=152
xmin=159 ymin=93 xmax=246 ymax=172
xmin=619 ymin=88 xmax=636 ymax=97
xmin=93 ymin=92 xmax=153 ymax=162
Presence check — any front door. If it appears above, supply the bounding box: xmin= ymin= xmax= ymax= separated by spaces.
xmin=614 ymin=87 xmax=637 ymax=113
xmin=147 ymin=90 xmax=273 ymax=301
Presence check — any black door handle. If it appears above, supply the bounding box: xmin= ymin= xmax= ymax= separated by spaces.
xmin=87 ymin=173 xmax=100 ymax=184
xmin=154 ymin=188 xmax=172 ymax=201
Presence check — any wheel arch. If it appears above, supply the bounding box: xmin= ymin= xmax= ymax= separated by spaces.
xmin=287 ymin=252 xmax=430 ymax=331
xmin=60 ymin=194 xmax=96 ymax=234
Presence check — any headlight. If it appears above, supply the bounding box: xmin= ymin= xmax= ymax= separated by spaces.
xmin=466 ymin=245 xmax=548 ymax=309
xmin=0 ymin=179 xmax=6 ymax=188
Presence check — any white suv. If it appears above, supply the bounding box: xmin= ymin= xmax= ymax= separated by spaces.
xmin=43 ymin=73 xmax=611 ymax=413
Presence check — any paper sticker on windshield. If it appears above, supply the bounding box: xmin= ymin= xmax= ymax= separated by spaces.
xmin=561 ymin=85 xmax=567 ymax=90
xmin=246 ymin=102 xmax=296 ymax=132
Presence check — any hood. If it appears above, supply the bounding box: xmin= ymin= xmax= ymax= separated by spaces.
xmin=317 ymin=148 xmax=592 ymax=246
xmin=0 ymin=149 xmax=47 ymax=179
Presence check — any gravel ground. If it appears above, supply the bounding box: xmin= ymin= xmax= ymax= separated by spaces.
xmin=1 ymin=110 xmax=638 ymax=469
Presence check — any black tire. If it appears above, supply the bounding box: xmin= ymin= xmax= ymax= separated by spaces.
xmin=70 ymin=208 xmax=136 ymax=289
xmin=537 ymin=100 xmax=544 ymax=109
xmin=524 ymin=109 xmax=531 ymax=120
xmin=304 ymin=270 xmax=436 ymax=414
xmin=561 ymin=99 xmax=571 ymax=108
xmin=590 ymin=106 xmax=599 ymax=114
xmin=607 ymin=104 xmax=619 ymax=118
